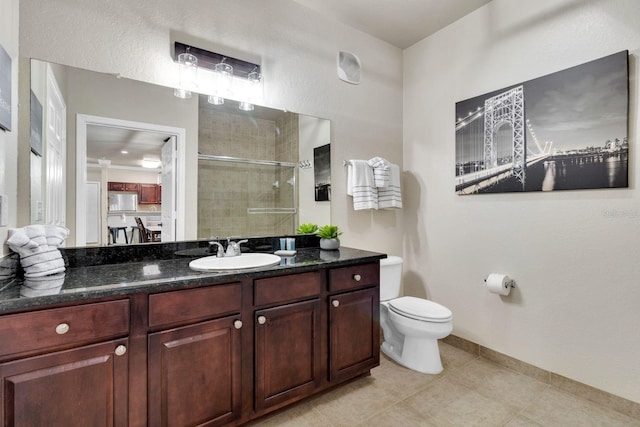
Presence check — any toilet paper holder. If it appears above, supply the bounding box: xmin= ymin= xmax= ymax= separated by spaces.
xmin=484 ymin=276 xmax=516 ymax=288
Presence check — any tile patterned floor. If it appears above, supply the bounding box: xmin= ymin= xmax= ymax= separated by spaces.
xmin=249 ymin=342 xmax=640 ymax=426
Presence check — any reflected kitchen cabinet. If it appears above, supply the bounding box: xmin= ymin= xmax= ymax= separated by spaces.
xmin=108 ymin=181 xmax=139 ymax=192
xmin=139 ymin=183 xmax=160 ymax=204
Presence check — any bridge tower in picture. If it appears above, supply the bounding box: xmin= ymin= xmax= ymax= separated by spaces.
xmin=483 ymin=86 xmax=526 ymax=187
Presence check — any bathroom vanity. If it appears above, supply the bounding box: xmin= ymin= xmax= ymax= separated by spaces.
xmin=0 ymin=243 xmax=383 ymax=426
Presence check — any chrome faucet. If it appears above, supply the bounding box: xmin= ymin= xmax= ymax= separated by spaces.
xmin=225 ymin=238 xmax=248 ymax=257
xmin=208 ymin=238 xmax=225 ymax=257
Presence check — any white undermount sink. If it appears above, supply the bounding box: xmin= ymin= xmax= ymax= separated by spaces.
xmin=189 ymin=253 xmax=281 ymax=272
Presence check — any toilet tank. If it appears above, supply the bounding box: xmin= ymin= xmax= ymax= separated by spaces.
xmin=379 ymin=256 xmax=403 ymax=301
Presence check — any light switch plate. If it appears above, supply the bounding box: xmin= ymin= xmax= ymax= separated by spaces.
xmin=0 ymin=195 xmax=7 ymax=226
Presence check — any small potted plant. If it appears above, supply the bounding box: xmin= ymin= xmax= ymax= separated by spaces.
xmin=296 ymin=223 xmax=319 ymax=234
xmin=317 ymin=225 xmax=342 ymax=250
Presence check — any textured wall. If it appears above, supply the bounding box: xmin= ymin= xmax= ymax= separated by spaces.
xmin=0 ymin=0 xmax=19 ymax=256
xmin=19 ymin=0 xmax=404 ymax=255
xmin=403 ymin=0 xmax=640 ymax=403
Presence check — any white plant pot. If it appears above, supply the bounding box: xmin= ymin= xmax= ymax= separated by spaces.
xmin=320 ymin=238 xmax=340 ymax=250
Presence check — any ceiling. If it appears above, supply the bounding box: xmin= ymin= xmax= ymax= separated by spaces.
xmin=291 ymin=0 xmax=492 ymax=49
xmin=86 ymin=125 xmax=168 ymax=168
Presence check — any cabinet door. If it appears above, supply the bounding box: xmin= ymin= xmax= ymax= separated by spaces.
xmin=255 ymin=299 xmax=322 ymax=411
xmin=108 ymin=182 xmax=125 ymax=191
xmin=0 ymin=338 xmax=129 ymax=427
xmin=329 ymin=287 xmax=380 ymax=382
xmin=139 ymin=184 xmax=159 ymax=204
xmin=148 ymin=316 xmax=242 ymax=427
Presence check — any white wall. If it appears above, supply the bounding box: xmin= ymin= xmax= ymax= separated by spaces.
xmin=0 ymin=0 xmax=19 ymax=256
xmin=19 ymin=0 xmax=404 ymax=255
xmin=404 ymin=0 xmax=640 ymax=403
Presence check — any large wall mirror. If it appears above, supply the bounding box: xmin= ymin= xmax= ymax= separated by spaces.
xmin=23 ymin=59 xmax=331 ymax=247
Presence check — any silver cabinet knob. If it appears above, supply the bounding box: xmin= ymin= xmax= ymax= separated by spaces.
xmin=353 ymin=274 xmax=362 ymax=282
xmin=332 ymin=300 xmax=340 ymax=308
xmin=55 ymin=323 xmax=70 ymax=335
xmin=234 ymin=320 xmax=243 ymax=330
xmin=257 ymin=315 xmax=267 ymax=325
xmin=115 ymin=345 xmax=127 ymax=356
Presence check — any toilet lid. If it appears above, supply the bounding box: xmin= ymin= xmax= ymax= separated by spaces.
xmin=388 ymin=296 xmax=452 ymax=323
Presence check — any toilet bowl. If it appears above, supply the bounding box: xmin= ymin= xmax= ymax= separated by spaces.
xmin=380 ymin=256 xmax=453 ymax=374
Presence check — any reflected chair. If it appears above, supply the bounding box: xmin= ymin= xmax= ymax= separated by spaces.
xmin=135 ymin=217 xmax=150 ymax=243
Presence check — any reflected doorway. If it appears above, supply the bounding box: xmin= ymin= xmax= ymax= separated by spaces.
xmin=76 ymin=115 xmax=186 ymax=246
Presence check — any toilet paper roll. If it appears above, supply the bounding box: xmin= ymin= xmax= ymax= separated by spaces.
xmin=485 ymin=273 xmax=512 ymax=296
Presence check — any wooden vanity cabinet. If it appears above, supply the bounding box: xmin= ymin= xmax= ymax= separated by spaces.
xmin=147 ymin=283 xmax=244 ymax=427
xmin=0 ymin=300 xmax=130 ymax=427
xmin=327 ymin=263 xmax=380 ymax=383
xmin=253 ymin=272 xmax=323 ymax=412
xmin=148 ymin=316 xmax=242 ymax=427
xmin=0 ymin=259 xmax=381 ymax=426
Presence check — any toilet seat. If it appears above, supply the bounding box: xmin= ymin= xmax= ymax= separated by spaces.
xmin=388 ymin=296 xmax=452 ymax=323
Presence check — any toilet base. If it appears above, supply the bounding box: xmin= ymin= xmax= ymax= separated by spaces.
xmin=381 ymin=336 xmax=444 ymax=374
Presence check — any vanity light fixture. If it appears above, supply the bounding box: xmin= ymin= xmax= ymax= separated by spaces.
xmin=174 ymin=47 xmax=198 ymax=99
xmin=173 ymin=42 xmax=263 ymax=105
xmin=238 ymin=101 xmax=254 ymax=111
xmin=208 ymin=95 xmax=224 ymax=105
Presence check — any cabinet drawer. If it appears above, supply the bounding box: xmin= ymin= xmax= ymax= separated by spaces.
xmin=328 ymin=263 xmax=379 ymax=292
xmin=0 ymin=300 xmax=130 ymax=358
xmin=254 ymin=271 xmax=321 ymax=306
xmin=149 ymin=282 xmax=242 ymax=328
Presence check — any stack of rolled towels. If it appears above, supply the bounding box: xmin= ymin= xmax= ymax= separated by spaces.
xmin=7 ymin=225 xmax=69 ymax=278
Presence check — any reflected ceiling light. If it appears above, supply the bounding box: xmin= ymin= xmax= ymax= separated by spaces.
xmin=174 ymin=48 xmax=198 ymax=99
xmin=238 ymin=102 xmax=254 ymax=111
xmin=208 ymin=95 xmax=225 ymax=105
xmin=120 ymin=150 xmax=128 ymax=154
xmin=142 ymin=159 xmax=161 ymax=169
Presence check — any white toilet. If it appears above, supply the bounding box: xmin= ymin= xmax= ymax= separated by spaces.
xmin=380 ymin=256 xmax=453 ymax=374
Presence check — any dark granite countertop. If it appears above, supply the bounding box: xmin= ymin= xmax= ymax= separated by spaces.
xmin=0 ymin=245 xmax=385 ymax=314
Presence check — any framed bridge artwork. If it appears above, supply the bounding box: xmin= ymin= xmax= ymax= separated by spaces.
xmin=0 ymin=43 xmax=11 ymax=132
xmin=455 ymin=50 xmax=628 ymax=195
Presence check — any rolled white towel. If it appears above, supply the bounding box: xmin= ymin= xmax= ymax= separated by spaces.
xmin=18 ymin=247 xmax=65 ymax=277
xmin=45 ymin=225 xmax=70 ymax=248
xmin=7 ymin=225 xmax=67 ymax=278
xmin=21 ymin=272 xmax=66 ymax=297
xmin=6 ymin=229 xmax=41 ymax=256
xmin=22 ymin=225 xmax=49 ymax=249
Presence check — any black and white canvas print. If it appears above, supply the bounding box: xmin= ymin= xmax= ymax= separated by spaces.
xmin=314 ymin=144 xmax=331 ymax=201
xmin=0 ymin=44 xmax=11 ymax=132
xmin=455 ymin=50 xmax=628 ymax=195
xmin=30 ymin=91 xmax=43 ymax=156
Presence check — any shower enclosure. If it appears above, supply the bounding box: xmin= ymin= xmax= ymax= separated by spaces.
xmin=197 ymin=155 xmax=297 ymax=239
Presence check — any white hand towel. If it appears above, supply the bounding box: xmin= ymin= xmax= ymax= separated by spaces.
xmin=347 ymin=160 xmax=378 ymax=210
xmin=368 ymin=157 xmax=391 ymax=188
xmin=378 ymin=163 xmax=402 ymax=209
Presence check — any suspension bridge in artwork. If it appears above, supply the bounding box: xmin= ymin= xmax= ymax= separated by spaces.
xmin=455 ymin=86 xmax=552 ymax=194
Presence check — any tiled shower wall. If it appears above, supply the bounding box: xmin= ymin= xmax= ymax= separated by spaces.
xmin=198 ymin=106 xmax=298 ymax=238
